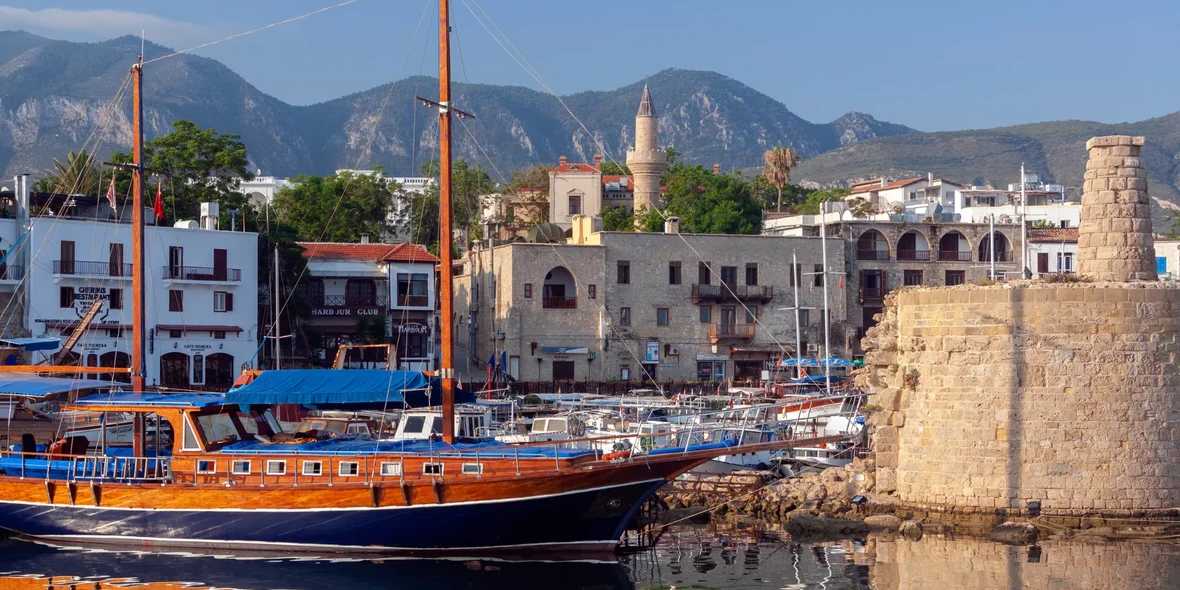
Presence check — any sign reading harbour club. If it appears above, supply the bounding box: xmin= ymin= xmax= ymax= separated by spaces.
xmin=311 ymin=307 xmax=382 ymax=317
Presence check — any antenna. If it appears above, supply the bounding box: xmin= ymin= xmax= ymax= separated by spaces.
xmin=140 ymin=28 xmax=145 ymax=63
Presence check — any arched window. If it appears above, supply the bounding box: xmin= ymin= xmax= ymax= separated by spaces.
xmin=897 ymin=231 xmax=930 ymax=261
xmin=160 ymin=352 xmax=190 ymax=389
xmin=99 ymin=351 xmax=131 ymax=383
xmin=978 ymin=232 xmax=1012 ymax=262
xmin=938 ymin=231 xmax=970 ymax=261
xmin=542 ymin=266 xmax=577 ymax=309
xmin=205 ymin=353 xmax=235 ymax=390
xmin=856 ymin=230 xmax=889 ymax=260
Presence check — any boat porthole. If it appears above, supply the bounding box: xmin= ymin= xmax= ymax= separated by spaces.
xmin=609 ymin=498 xmax=622 ymax=508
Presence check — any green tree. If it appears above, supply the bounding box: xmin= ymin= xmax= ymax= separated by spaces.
xmin=141 ymin=120 xmax=254 ymax=223
xmin=272 ymin=171 xmax=398 ymax=242
xmin=599 ymin=161 xmax=631 ymax=176
xmin=762 ymin=146 xmax=801 ymax=213
xmin=39 ymin=150 xmax=102 ymax=195
xmin=796 ymin=188 xmax=850 ymax=214
xmin=654 ymin=164 xmax=764 ymax=234
xmin=847 ymin=196 xmax=874 ymax=218
xmin=599 ymin=205 xmax=634 ymax=231
xmin=401 ymin=159 xmax=495 ymax=252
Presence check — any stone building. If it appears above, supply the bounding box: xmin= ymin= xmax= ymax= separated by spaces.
xmin=860 ymin=135 xmax=1180 ymax=518
xmin=842 ymin=220 xmax=1023 ymax=349
xmin=453 ymin=216 xmax=844 ymax=386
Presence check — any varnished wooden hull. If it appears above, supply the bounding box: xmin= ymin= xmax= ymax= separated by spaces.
xmin=0 ymin=456 xmax=704 ymax=554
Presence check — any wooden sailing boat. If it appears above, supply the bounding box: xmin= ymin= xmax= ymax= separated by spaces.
xmin=0 ymin=1 xmax=848 ymax=555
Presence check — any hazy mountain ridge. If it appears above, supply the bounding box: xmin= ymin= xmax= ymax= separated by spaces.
xmin=0 ymin=33 xmax=914 ymax=178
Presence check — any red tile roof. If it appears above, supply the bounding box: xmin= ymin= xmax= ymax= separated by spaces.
xmin=848 ymin=177 xmax=924 ymax=195
xmin=553 ymin=162 xmax=599 ymax=173
xmin=297 ymin=242 xmax=438 ymax=263
xmin=383 ymin=242 xmax=439 ymax=263
xmin=1027 ymin=228 xmax=1079 ymax=243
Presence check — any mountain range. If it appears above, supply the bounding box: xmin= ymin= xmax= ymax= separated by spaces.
xmin=0 ymin=31 xmax=1178 ymax=217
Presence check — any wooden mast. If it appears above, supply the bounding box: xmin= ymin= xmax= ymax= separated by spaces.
xmin=130 ymin=58 xmax=146 ymax=458
xmin=438 ymin=0 xmax=456 ymax=444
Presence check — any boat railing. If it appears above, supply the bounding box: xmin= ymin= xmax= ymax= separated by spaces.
xmin=0 ymin=449 xmax=172 ymax=483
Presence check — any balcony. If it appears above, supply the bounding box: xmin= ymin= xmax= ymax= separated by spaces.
xmin=542 ymin=296 xmax=578 ymax=309
xmin=937 ymin=251 xmax=971 ymax=262
xmin=691 ymin=284 xmax=774 ymax=304
xmin=162 ymin=265 xmax=242 ymax=282
xmin=709 ymin=323 xmax=756 ymax=343
xmin=859 ymin=288 xmax=886 ymax=301
xmin=320 ymin=294 xmax=390 ymax=307
xmin=55 ymin=260 xmax=132 ymax=278
xmin=897 ymin=250 xmax=931 ymax=261
xmin=857 ymin=250 xmax=889 ymax=261
xmin=395 ymin=294 xmax=430 ymax=307
xmin=980 ymin=251 xmax=1014 ymax=262
xmin=0 ymin=266 xmax=23 ymax=281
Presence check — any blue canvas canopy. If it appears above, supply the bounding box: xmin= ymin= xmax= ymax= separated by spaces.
xmin=0 ymin=338 xmax=61 ymax=352
xmin=778 ymin=356 xmax=854 ymax=369
xmin=224 ymin=369 xmax=474 ymax=408
xmin=0 ymin=375 xmax=113 ymax=397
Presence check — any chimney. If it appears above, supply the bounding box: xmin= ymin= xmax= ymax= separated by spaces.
xmin=664 ymin=216 xmax=680 ymax=234
xmin=928 ymin=172 xmax=933 ymax=183
xmin=593 ymin=154 xmax=602 ymax=169
xmin=360 ymin=234 xmax=370 ymax=244
xmin=713 ymin=163 xmax=721 ymax=175
xmin=558 ymin=155 xmax=568 ymax=166
xmin=880 ymin=178 xmax=886 ymax=188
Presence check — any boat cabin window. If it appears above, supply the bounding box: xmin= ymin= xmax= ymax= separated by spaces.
xmin=339 ymin=461 xmax=360 ymax=477
xmin=423 ymin=463 xmax=443 ymax=476
xmin=182 ymin=416 xmax=203 ymax=452
xmin=346 ymin=423 xmax=371 ymax=437
xmin=462 ymin=463 xmax=482 ymax=475
xmin=403 ymin=416 xmax=427 ymax=434
xmin=302 ymin=461 xmax=323 ymax=476
xmin=231 ymin=460 xmax=251 ymax=475
xmin=458 ymin=415 xmax=483 ymax=438
xmin=266 ymin=460 xmax=287 ymax=475
xmin=196 ymin=460 xmax=216 ymax=474
xmin=380 ymin=462 xmax=402 ymax=476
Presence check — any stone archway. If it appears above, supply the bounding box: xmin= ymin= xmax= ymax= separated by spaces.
xmin=542 ymin=266 xmax=577 ymax=308
xmin=857 ymin=229 xmax=890 ymax=260
xmin=938 ymin=231 xmax=970 ymax=261
xmin=979 ymin=232 xmax=1012 ymax=262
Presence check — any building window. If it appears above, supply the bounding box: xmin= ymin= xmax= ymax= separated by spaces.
xmin=789 ymin=264 xmax=802 ymax=287
xmin=380 ymin=462 xmax=402 ymax=476
xmin=745 ymin=263 xmax=758 ymax=286
xmin=523 ymin=283 xmax=532 ymax=298
xmin=799 ymin=309 xmax=810 ymax=327
xmin=168 ymin=290 xmax=183 ymax=312
xmin=588 ymin=284 xmax=596 ymax=299
xmin=109 ymin=288 xmax=123 ymax=310
xmin=903 ymin=270 xmax=924 ymax=286
xmin=231 ymin=460 xmax=251 ymax=475
xmin=1058 ymin=252 xmax=1074 ymax=272
xmin=169 ymin=330 xmax=184 ymax=338
xmin=213 ymin=331 xmax=226 ymax=340
xmin=699 ymin=305 xmax=711 ymax=323
xmin=338 ymin=461 xmax=360 ymax=477
xmin=620 ymin=307 xmax=631 ymax=326
xmin=620 ymin=365 xmax=631 ymax=381
xmin=720 ymin=266 xmax=738 ymax=287
xmin=213 ymin=291 xmax=228 ymax=312
xmin=397 ymin=272 xmax=429 ymax=305
xmin=266 ymin=460 xmax=287 ymax=476
xmin=669 ymin=261 xmax=681 ymax=285
xmin=745 ymin=306 xmax=758 ymax=323
xmin=617 ymin=260 xmax=630 ymax=284
xmin=814 ymin=264 xmax=824 ymax=287
xmin=698 ymin=262 xmax=711 ymax=285
xmin=945 ymin=270 xmax=966 ymax=286
xmin=568 ymin=194 xmax=581 ymax=215
xmin=59 ymin=286 xmax=74 ymax=308
xmin=657 ymin=308 xmax=670 ymax=326
xmin=302 ymin=461 xmax=323 ymax=476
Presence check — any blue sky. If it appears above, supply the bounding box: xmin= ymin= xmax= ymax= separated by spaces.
xmin=1 ymin=0 xmax=1177 ymax=131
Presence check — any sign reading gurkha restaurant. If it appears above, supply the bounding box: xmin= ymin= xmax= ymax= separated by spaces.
xmin=311 ymin=307 xmax=383 ymax=317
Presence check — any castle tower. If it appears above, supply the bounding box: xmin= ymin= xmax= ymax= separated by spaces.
xmin=626 ymin=84 xmax=666 ymax=221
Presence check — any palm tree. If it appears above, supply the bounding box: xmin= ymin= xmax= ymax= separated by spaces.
xmin=40 ymin=150 xmax=102 ymax=195
xmin=762 ymin=146 xmax=801 ymax=213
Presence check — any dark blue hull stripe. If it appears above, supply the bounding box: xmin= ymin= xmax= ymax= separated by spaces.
xmin=0 ymin=479 xmax=667 ymax=553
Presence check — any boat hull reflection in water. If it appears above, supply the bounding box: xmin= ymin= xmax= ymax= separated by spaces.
xmin=0 ymin=478 xmax=666 ymax=554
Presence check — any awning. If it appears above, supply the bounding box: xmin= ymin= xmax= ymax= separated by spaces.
xmin=0 ymin=338 xmax=61 ymax=352
xmin=44 ymin=322 xmax=132 ymax=331
xmin=156 ymin=324 xmax=244 ymax=333
xmin=540 ymin=346 xmax=588 ymax=355
xmin=73 ymin=393 xmax=227 ymax=408
xmin=224 ymin=369 xmax=474 ymax=408
xmin=0 ymin=375 xmax=114 ymax=397
xmin=778 ymin=356 xmax=855 ymax=369
xmin=729 ymin=345 xmax=786 ymax=356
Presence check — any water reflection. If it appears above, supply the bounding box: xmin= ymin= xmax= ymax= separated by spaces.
xmin=0 ymin=528 xmax=1176 ymax=589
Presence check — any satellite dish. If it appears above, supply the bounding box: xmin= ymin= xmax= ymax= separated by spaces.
xmin=953 ymin=213 xmax=962 ymax=222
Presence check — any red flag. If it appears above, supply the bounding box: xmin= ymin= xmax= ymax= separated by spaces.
xmin=105 ymin=177 xmax=117 ymax=210
xmin=153 ymin=184 xmax=165 ymax=220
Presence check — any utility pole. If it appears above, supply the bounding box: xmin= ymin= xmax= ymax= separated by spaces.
xmin=1021 ymin=163 xmax=1029 ymax=278
xmin=274 ymin=246 xmax=281 ymax=370
xmin=792 ymin=250 xmax=802 ymax=379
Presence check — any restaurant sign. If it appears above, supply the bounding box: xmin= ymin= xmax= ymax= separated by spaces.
xmin=311 ymin=307 xmax=382 ymax=317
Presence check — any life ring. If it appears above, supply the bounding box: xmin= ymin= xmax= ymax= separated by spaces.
xmin=819 ymin=442 xmax=827 ymax=449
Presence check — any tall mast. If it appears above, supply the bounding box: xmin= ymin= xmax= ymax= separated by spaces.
xmin=792 ymin=250 xmax=801 ymax=379
xmin=131 ymin=60 xmax=146 ymax=394
xmin=438 ymin=0 xmax=457 ymax=444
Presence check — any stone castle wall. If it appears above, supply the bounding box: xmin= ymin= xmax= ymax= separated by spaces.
xmin=861 ymin=283 xmax=1180 ymax=515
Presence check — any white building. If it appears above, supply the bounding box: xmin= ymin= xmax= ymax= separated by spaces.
xmin=956 ymin=172 xmax=1079 ymax=228
xmin=240 ymin=172 xmax=294 ymax=207
xmin=1027 ymin=227 xmax=1077 ymax=278
xmin=297 ymin=240 xmax=438 ymax=371
xmin=1 ymin=175 xmax=259 ymax=390
xmin=843 ymin=175 xmax=960 ymax=220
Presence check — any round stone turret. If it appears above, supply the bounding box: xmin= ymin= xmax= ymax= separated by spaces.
xmin=626 ymin=84 xmax=666 ymax=218
xmin=1077 ymin=135 xmax=1156 ymax=281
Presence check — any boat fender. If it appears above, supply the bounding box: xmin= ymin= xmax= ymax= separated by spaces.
xmin=819 ymin=443 xmax=827 ymax=449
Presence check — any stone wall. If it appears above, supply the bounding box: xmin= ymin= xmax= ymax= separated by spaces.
xmin=861 ymin=282 xmax=1180 ymax=516
xmin=1077 ymin=135 xmax=1156 ymax=281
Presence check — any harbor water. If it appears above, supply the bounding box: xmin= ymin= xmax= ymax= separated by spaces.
xmin=1 ymin=524 xmax=1177 ymax=589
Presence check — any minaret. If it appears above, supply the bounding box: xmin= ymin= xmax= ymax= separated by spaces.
xmin=626 ymin=84 xmax=666 ymax=222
